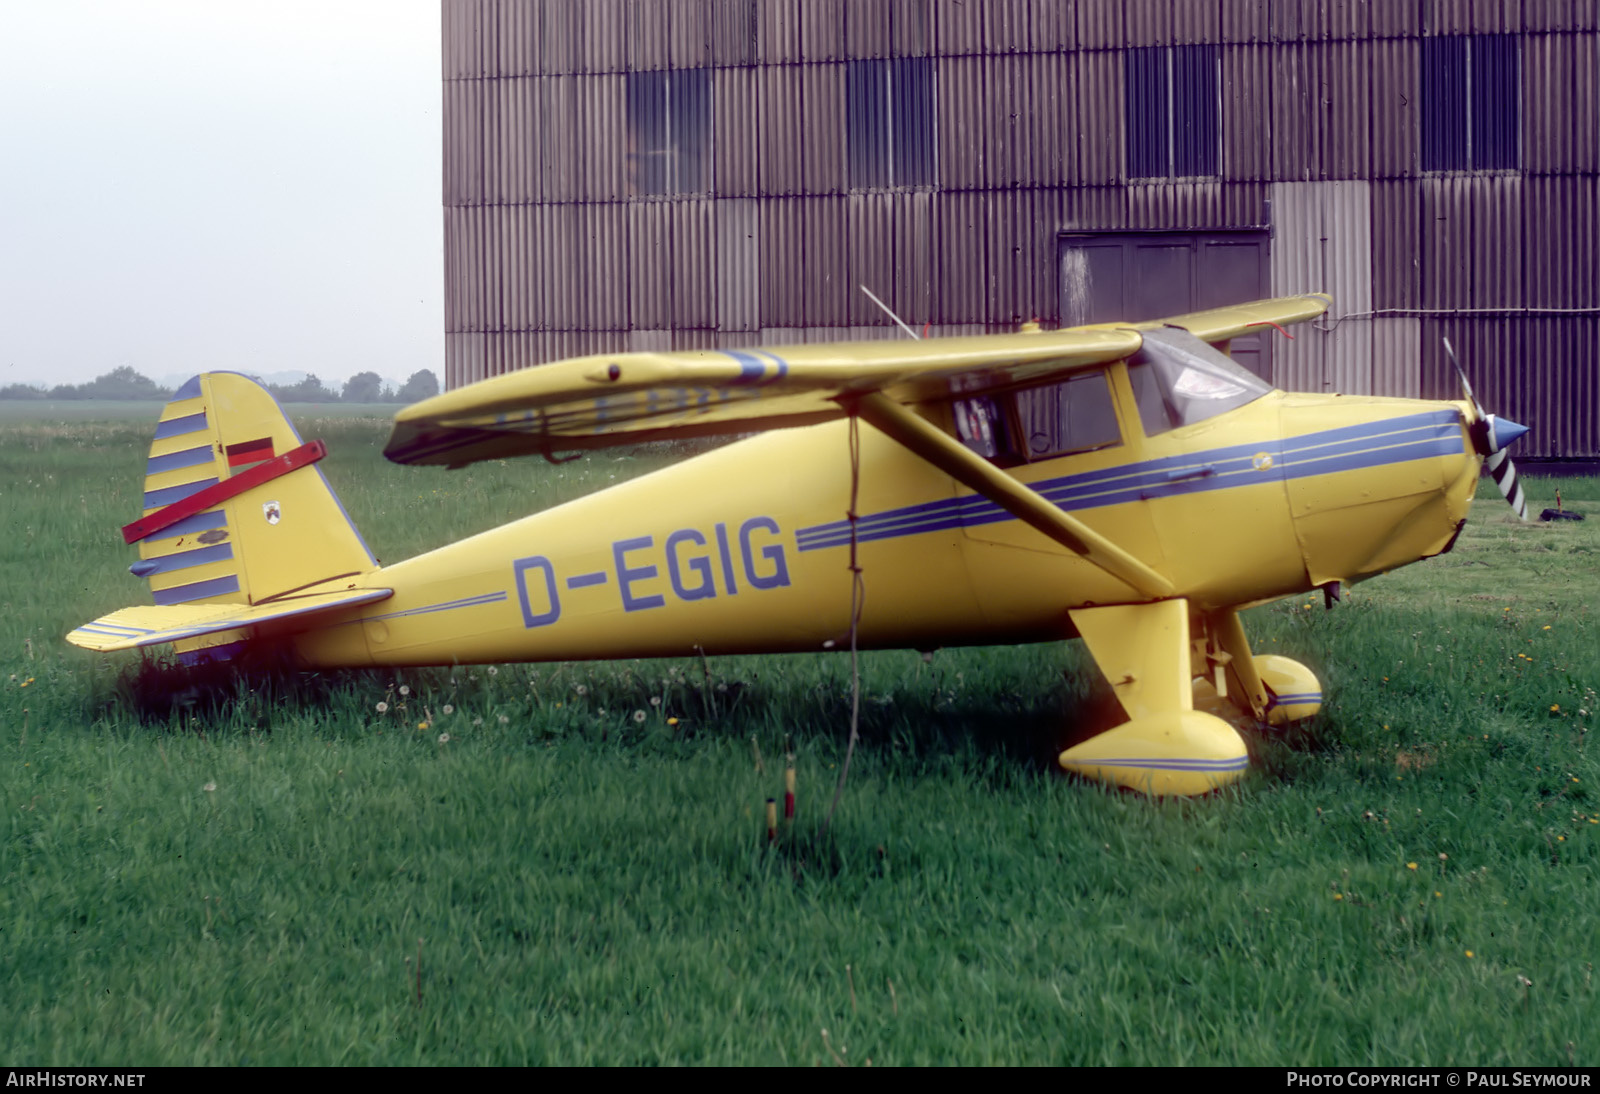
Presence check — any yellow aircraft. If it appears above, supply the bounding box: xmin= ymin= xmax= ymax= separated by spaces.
xmin=68 ymin=295 xmax=1531 ymax=796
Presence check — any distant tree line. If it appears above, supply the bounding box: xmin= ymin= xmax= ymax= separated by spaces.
xmin=0 ymin=366 xmax=441 ymax=404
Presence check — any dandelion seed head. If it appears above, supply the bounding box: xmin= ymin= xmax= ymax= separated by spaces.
xmin=202 ymin=781 xmax=216 ymax=793
xmin=438 ymin=733 xmax=450 ymax=744
xmin=399 ymin=685 xmax=411 ymax=697
xmin=633 ymin=710 xmax=647 ymax=723
xmin=497 ymin=715 xmax=509 ymax=725
xmin=650 ymin=696 xmax=661 ymax=706
xmin=575 ymin=684 xmax=587 ymax=696
xmin=376 ymin=701 xmax=389 ymax=714
xmin=442 ymin=704 xmax=454 ymax=715
xmin=487 ymin=666 xmax=498 ymax=676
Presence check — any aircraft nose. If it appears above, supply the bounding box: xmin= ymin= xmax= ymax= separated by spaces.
xmin=1470 ymin=413 xmax=1529 ymax=457
xmin=1488 ymin=416 xmax=1528 ymax=454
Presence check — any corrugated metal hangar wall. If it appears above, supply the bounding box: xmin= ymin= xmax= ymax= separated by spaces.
xmin=441 ymin=0 xmax=1600 ymax=460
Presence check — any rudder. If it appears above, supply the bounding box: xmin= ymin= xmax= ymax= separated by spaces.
xmin=131 ymin=373 xmax=378 ymax=612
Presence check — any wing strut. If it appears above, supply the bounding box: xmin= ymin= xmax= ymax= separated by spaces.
xmin=849 ymin=393 xmax=1175 ymax=600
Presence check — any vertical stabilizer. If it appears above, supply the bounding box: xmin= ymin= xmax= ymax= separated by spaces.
xmin=131 ymin=373 xmax=377 ymax=613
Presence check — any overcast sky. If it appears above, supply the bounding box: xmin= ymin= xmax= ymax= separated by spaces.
xmin=1 ymin=1 xmax=443 ymax=390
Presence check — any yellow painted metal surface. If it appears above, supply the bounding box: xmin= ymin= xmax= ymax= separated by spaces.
xmin=1068 ymin=599 xmax=1194 ymax=722
xmin=68 ymin=588 xmax=393 ymax=653
xmin=70 ymin=294 xmax=1517 ymax=796
xmin=1058 ymin=711 xmax=1249 ymax=797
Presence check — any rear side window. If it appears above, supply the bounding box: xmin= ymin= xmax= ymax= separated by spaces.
xmin=952 ymin=395 xmax=1013 ymax=461
xmin=1127 ymin=327 xmax=1271 ymax=436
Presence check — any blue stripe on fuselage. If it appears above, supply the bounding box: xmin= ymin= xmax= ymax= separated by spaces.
xmin=796 ymin=410 xmax=1464 ymax=551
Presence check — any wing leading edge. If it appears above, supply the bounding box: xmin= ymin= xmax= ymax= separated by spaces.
xmin=384 ymin=294 xmax=1331 ymax=469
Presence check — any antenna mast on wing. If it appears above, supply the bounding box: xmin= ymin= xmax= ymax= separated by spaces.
xmin=859 ymin=285 xmax=921 ymax=340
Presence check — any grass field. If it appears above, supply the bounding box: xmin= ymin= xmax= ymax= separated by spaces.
xmin=2 ymin=406 xmax=1597 ymax=1065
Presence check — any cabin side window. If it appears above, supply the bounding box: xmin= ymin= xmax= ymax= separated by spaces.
xmin=1015 ymin=369 xmax=1122 ymax=460
xmin=952 ymin=367 xmax=1123 ymax=463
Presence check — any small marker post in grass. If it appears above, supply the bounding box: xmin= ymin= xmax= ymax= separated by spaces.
xmin=784 ymin=737 xmax=796 ymax=824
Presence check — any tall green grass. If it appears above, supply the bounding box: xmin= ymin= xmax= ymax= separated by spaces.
xmin=2 ymin=409 xmax=1597 ymax=1065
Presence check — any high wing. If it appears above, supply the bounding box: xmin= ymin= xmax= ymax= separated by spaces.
xmin=67 ymin=588 xmax=393 ymax=652
xmin=1159 ymin=293 xmax=1332 ymax=344
xmin=384 ymin=294 xmax=1333 ymax=468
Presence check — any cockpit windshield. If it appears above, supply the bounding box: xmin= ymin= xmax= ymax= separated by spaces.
xmin=1126 ymin=327 xmax=1274 ymax=437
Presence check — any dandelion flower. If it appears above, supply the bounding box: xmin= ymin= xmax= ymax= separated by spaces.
xmin=1407 ymin=862 xmax=1418 ymax=870
xmin=20 ymin=677 xmax=33 ymax=688
xmin=633 ymin=710 xmax=647 ymax=724
xmin=667 ymin=717 xmax=679 ymax=727
xmin=1551 ymin=704 xmax=1560 ymax=712
xmin=438 ymin=732 xmax=450 ymax=744
xmin=418 ymin=721 xmax=430 ymax=730
xmin=1434 ymin=891 xmax=1442 ymax=898
xmin=1333 ymin=893 xmax=1343 ymax=901
xmin=1466 ymin=950 xmax=1475 ymax=958
xmin=376 ymin=701 xmax=389 ymax=714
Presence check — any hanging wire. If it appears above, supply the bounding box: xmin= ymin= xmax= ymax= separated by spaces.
xmin=823 ymin=412 xmax=865 ymax=840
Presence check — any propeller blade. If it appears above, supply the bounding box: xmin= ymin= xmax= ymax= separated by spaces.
xmin=1486 ymin=449 xmax=1528 ymax=522
xmin=1446 ymin=337 xmax=1529 ymax=521
xmin=1442 ymin=336 xmax=1482 ymax=416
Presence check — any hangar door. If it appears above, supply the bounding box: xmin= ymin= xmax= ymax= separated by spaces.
xmin=1058 ymin=230 xmax=1273 ymax=381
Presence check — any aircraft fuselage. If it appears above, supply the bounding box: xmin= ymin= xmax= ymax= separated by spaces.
xmin=286 ymin=364 xmax=1479 ymax=669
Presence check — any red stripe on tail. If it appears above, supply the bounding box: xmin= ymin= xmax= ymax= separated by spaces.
xmin=122 ymin=440 xmax=326 ymax=544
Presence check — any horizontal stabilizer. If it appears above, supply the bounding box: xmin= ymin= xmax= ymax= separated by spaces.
xmin=67 ymin=588 xmax=392 ymax=652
